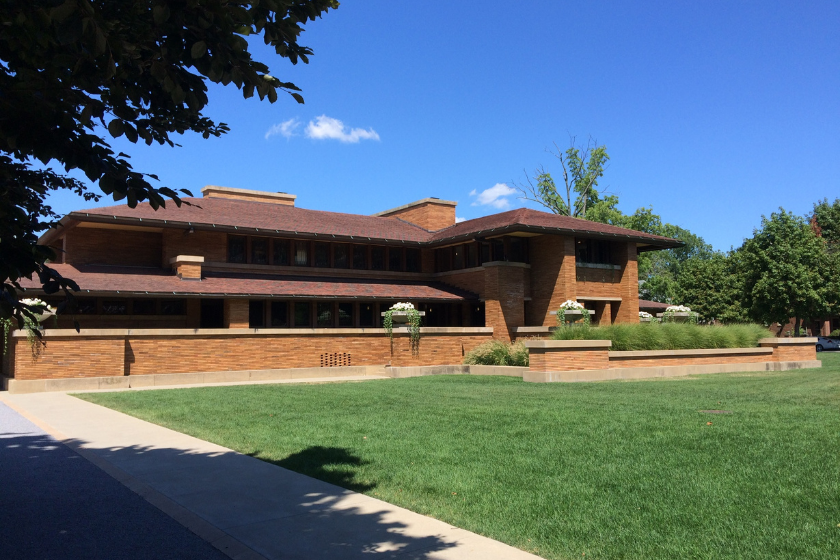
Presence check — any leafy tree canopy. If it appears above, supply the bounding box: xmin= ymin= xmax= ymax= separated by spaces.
xmin=0 ymin=0 xmax=338 ymax=323
xmin=812 ymin=197 xmax=840 ymax=250
xmin=676 ymin=252 xmax=747 ymax=323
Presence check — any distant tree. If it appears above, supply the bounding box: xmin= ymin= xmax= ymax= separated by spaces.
xmin=516 ymin=137 xmax=610 ymax=218
xmin=676 ymin=252 xmax=747 ymax=323
xmin=812 ymin=197 xmax=840 ymax=250
xmin=1 ymin=0 xmax=338 ymax=325
xmin=740 ymin=209 xmax=834 ymax=335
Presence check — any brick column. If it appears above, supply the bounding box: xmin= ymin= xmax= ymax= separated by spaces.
xmin=483 ymin=263 xmax=526 ymax=341
xmin=528 ymin=235 xmax=576 ymax=327
xmin=224 ymin=299 xmax=249 ymax=328
xmin=523 ymin=340 xmax=612 ymax=382
xmin=615 ymin=243 xmax=640 ymax=323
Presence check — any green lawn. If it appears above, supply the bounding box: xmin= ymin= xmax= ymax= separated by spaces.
xmin=78 ymin=353 xmax=840 ymax=559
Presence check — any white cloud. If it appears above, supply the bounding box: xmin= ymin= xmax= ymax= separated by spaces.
xmin=455 ymin=216 xmax=467 ymax=223
xmin=470 ymin=183 xmax=517 ymax=209
xmin=305 ymin=115 xmax=380 ymax=143
xmin=265 ymin=118 xmax=301 ymax=140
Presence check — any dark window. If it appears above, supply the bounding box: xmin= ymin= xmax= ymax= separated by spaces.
xmin=576 ymin=239 xmax=613 ymax=264
xmin=294 ymin=241 xmax=309 ymax=266
xmin=338 ymin=303 xmax=353 ymax=327
xmin=228 ymin=236 xmax=246 ymax=263
xmin=371 ymin=247 xmax=386 ymax=270
xmin=132 ymin=299 xmax=156 ymax=315
xmin=405 ymin=248 xmax=421 ymax=272
xmin=466 ymin=243 xmax=478 ymax=268
xmin=294 ymin=302 xmax=311 ymax=327
xmin=317 ymin=302 xmax=333 ymax=327
xmin=508 ymin=237 xmax=529 ymax=263
xmin=479 ymin=242 xmax=491 ymax=264
xmin=352 ymin=245 xmax=368 ymax=269
xmin=200 ymin=299 xmax=224 ymax=328
xmin=334 ymin=244 xmax=349 ymax=269
xmin=102 ymin=300 xmax=127 ymax=315
xmin=453 ymin=245 xmax=465 ymax=270
xmin=314 ymin=242 xmax=330 ymax=268
xmin=270 ymin=301 xmax=288 ymax=327
xmin=249 ymin=300 xmax=265 ymax=328
xmin=161 ymin=299 xmax=186 ymax=315
xmin=492 ymin=239 xmax=505 ymax=261
xmin=359 ymin=302 xmax=375 ymax=327
xmin=273 ymin=239 xmax=290 ymax=266
xmin=388 ymin=248 xmax=402 ymax=271
xmin=251 ymin=238 xmax=268 ymax=265
xmin=435 ymin=248 xmax=452 ymax=272
xmin=75 ymin=298 xmax=97 ymax=314
xmin=470 ymin=302 xmax=485 ymax=327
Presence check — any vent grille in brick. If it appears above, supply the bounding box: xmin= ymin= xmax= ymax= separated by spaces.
xmin=321 ymin=353 xmax=351 ymax=367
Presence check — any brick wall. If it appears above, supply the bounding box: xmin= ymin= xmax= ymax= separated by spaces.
xmin=65 ymin=228 xmax=163 ymax=267
xmin=483 ymin=264 xmax=526 ymax=341
xmin=528 ymin=348 xmax=610 ymax=372
xmin=760 ymin=339 xmax=817 ymax=362
xmin=616 ymin=244 xmax=640 ymax=323
xmin=528 ymin=235 xmax=574 ymax=326
xmin=6 ymin=329 xmax=493 ymax=379
xmin=162 ymin=229 xmax=227 ymax=264
xmin=225 ymin=300 xmax=249 ymax=328
xmin=437 ymin=269 xmax=486 ymax=298
xmin=381 ymin=202 xmax=456 ymax=231
xmin=608 ymin=352 xmax=772 ymax=369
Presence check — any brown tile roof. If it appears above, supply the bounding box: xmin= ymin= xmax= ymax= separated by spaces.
xmin=19 ymin=265 xmax=477 ymax=301
xmin=66 ymin=198 xmax=682 ymax=248
xmin=638 ymin=299 xmax=671 ymax=310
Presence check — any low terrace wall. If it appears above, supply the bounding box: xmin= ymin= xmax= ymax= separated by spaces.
xmin=1 ymin=327 xmax=493 ymax=389
xmin=524 ymin=338 xmax=819 ymax=382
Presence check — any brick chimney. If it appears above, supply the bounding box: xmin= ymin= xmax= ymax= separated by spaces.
xmin=170 ymin=255 xmax=204 ymax=280
xmin=201 ymin=185 xmax=296 ymax=206
xmin=372 ymin=198 xmax=457 ymax=231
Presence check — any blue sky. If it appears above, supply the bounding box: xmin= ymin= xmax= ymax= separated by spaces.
xmin=48 ymin=1 xmax=840 ymax=250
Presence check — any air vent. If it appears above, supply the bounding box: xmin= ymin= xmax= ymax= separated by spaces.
xmin=320 ymin=353 xmax=351 ymax=367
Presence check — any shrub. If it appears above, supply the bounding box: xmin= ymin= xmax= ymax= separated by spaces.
xmin=551 ymin=322 xmax=768 ymax=351
xmin=464 ymin=340 xmax=529 ymax=366
xmin=830 ymin=329 xmax=840 ymax=338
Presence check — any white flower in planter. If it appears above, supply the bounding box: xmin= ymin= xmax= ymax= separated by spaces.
xmin=559 ymin=300 xmax=585 ymax=310
xmin=389 ymin=302 xmax=415 ymax=311
xmin=665 ymin=305 xmax=692 ymax=313
xmin=639 ymin=311 xmax=653 ymax=318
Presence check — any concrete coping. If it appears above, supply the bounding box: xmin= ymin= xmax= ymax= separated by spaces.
xmin=759 ymin=337 xmax=818 ymax=345
xmin=168 ymin=255 xmax=205 ymax=264
xmin=513 ymin=326 xmax=554 ymax=333
xmin=12 ymin=326 xmax=494 ymax=338
xmin=610 ymin=347 xmax=773 ymax=358
xmin=524 ymin=339 xmax=612 ymax=349
xmin=576 ymin=296 xmax=623 ymax=302
xmin=201 ymin=185 xmax=297 ymax=201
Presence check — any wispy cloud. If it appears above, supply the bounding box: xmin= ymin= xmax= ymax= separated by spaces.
xmin=470 ymin=183 xmax=517 ymax=209
xmin=455 ymin=216 xmax=467 ymax=223
xmin=305 ymin=115 xmax=380 ymax=143
xmin=265 ymin=118 xmax=301 ymax=140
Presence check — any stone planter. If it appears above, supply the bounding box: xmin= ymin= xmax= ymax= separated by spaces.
xmin=381 ymin=311 xmax=425 ymax=324
xmin=656 ymin=312 xmax=691 ymax=323
xmin=560 ymin=309 xmax=585 ymax=324
xmin=639 ymin=316 xmax=652 ymax=323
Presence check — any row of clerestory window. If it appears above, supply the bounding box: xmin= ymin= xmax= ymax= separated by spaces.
xmin=227 ymin=236 xmax=422 ymax=272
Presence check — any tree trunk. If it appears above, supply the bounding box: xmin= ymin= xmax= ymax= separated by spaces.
xmin=793 ymin=317 xmax=801 ymax=337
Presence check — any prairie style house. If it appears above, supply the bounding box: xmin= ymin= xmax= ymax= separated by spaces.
xmin=3 ymin=186 xmax=681 ymax=384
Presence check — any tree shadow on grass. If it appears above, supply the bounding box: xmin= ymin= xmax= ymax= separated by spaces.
xmin=253 ymin=445 xmax=375 ymax=493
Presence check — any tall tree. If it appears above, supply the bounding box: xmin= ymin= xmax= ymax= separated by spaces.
xmin=676 ymin=252 xmax=747 ymax=323
xmin=516 ymin=137 xmax=610 ymax=218
xmin=0 ymin=0 xmax=338 ymax=325
xmin=740 ymin=208 xmax=833 ymax=335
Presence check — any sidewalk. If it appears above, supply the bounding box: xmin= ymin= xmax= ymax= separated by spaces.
xmin=1 ymin=391 xmax=543 ymax=560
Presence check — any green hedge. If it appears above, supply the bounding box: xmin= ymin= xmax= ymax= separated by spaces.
xmin=463 ymin=340 xmax=529 ymax=366
xmin=551 ymin=322 xmax=769 ymax=351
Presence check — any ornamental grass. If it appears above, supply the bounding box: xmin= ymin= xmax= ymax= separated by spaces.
xmin=463 ymin=340 xmax=529 ymax=366
xmin=551 ymin=322 xmax=769 ymax=351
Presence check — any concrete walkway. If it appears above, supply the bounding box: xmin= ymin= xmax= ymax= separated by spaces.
xmin=1 ymin=391 xmax=542 ymax=560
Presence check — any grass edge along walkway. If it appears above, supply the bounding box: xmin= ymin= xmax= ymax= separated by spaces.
xmin=78 ymin=355 xmax=840 ymax=560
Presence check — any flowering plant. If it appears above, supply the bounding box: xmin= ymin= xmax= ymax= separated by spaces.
xmin=639 ymin=311 xmax=652 ymax=318
xmin=383 ymin=302 xmax=422 ymax=354
xmin=665 ymin=305 xmax=691 ymax=313
xmin=661 ymin=304 xmax=699 ymax=324
xmin=557 ymin=300 xmax=590 ymax=326
xmin=1 ymin=298 xmax=56 ymax=357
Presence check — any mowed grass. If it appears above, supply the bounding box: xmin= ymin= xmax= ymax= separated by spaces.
xmin=78 ymin=353 xmax=840 ymax=559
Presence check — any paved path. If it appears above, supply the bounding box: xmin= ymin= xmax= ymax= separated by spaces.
xmin=0 ymin=401 xmax=229 ymax=560
xmin=1 ymin=392 xmax=542 ymax=560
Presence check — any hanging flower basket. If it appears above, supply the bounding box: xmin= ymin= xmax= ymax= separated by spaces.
xmin=382 ymin=303 xmax=423 ymax=356
xmin=555 ymin=300 xmax=591 ymax=327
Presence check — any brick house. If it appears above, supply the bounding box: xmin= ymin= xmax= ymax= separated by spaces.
xmin=4 ymin=186 xmax=682 ymax=383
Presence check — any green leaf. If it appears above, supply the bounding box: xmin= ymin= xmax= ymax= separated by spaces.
xmin=291 ymin=92 xmax=304 ymax=104
xmin=152 ymin=5 xmax=170 ymax=24
xmin=190 ymin=41 xmax=207 ymax=59
xmin=107 ymin=119 xmax=124 ymax=138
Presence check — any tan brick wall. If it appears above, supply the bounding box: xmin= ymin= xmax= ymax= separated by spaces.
xmin=528 ymin=348 xmax=610 ymax=372
xmin=225 ymin=300 xmax=249 ymax=328
xmin=438 ymin=270 xmax=486 ymax=298
xmin=162 ymin=229 xmax=227 ymax=264
xmin=608 ymin=353 xmax=771 ymax=369
xmin=484 ymin=265 xmax=526 ymax=341
xmin=7 ymin=330 xmax=493 ymax=379
xmin=12 ymin=337 xmax=125 ymax=379
xmin=175 ymin=262 xmax=202 ymax=279
xmin=65 ymin=228 xmax=163 ymax=267
xmin=528 ymin=235 xmax=574 ymax=327
xmin=615 ymin=243 xmax=640 ymax=323
xmin=766 ymin=343 xmax=817 ymax=362
xmin=381 ymin=202 xmax=456 ymax=231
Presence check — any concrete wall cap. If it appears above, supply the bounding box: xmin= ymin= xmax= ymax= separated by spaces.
xmin=759 ymin=337 xmax=818 ymax=345
xmin=169 ymin=255 xmax=205 ymax=264
xmin=16 ymin=326 xmax=494 ymax=338
xmin=524 ymin=339 xmax=612 ymax=349
xmin=576 ymin=296 xmax=623 ymax=302
xmin=610 ymin=347 xmax=773 ymax=358
xmin=201 ymin=185 xmax=296 ymax=201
